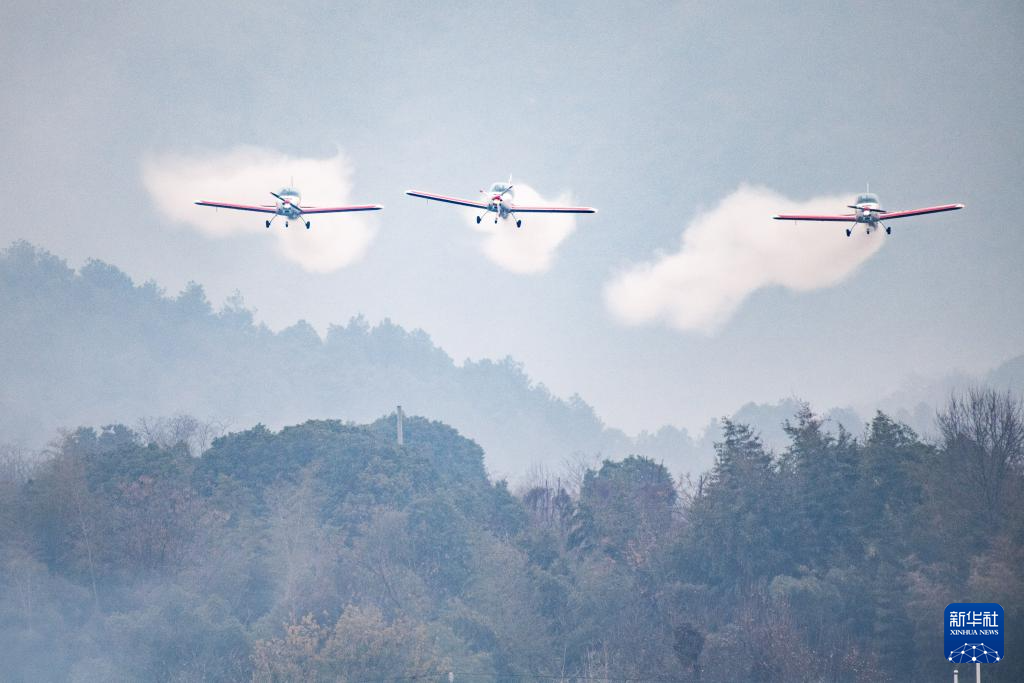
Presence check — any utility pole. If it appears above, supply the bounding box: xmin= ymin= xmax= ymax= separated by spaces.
xmin=396 ymin=405 xmax=404 ymax=446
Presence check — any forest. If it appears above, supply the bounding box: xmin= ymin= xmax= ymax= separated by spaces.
xmin=1 ymin=390 xmax=1021 ymax=681
xmin=1 ymin=241 xmax=1022 ymax=681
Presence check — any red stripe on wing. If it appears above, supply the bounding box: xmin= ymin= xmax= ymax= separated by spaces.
xmin=299 ymin=205 xmax=383 ymax=214
xmin=509 ymin=205 xmax=597 ymax=214
xmin=773 ymin=213 xmax=857 ymax=222
xmin=878 ymin=204 xmax=965 ymax=220
xmin=194 ymin=201 xmax=278 ymax=214
xmin=405 ymin=190 xmax=489 ymax=210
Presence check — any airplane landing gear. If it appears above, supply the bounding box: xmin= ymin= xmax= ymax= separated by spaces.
xmin=476 ymin=216 xmax=482 ymax=224
xmin=305 ymin=221 xmax=311 ymax=229
xmin=885 ymin=225 xmax=891 ymax=235
xmin=266 ymin=220 xmax=271 ymax=229
xmin=845 ymin=228 xmax=851 ymax=237
xmin=285 ymin=221 xmax=289 ymax=228
xmin=516 ymin=220 xmax=522 ymax=228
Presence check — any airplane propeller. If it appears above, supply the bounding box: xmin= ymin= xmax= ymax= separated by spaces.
xmin=271 ymin=191 xmax=302 ymax=213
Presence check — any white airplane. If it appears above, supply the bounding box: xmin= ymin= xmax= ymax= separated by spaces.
xmin=405 ymin=179 xmax=596 ymax=228
xmin=195 ymin=186 xmax=382 ymax=229
xmin=774 ymin=190 xmax=964 ymax=236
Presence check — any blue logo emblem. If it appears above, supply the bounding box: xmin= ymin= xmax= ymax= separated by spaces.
xmin=945 ymin=603 xmax=1003 ymax=664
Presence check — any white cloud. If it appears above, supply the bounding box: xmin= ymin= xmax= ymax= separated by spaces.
xmin=604 ymin=184 xmax=886 ymax=333
xmin=461 ymin=182 xmax=581 ymax=274
xmin=142 ymin=146 xmax=377 ymax=273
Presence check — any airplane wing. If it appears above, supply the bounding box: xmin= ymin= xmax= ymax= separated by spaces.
xmin=773 ymin=213 xmax=857 ymax=222
xmin=508 ymin=204 xmax=597 ymax=214
xmin=194 ymin=200 xmax=278 ymax=214
xmin=299 ymin=205 xmax=383 ymax=214
xmin=405 ymin=190 xmax=489 ymax=210
xmin=877 ymin=203 xmax=964 ymax=220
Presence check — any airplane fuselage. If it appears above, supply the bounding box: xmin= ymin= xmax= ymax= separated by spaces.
xmin=484 ymin=183 xmax=514 ymax=219
xmin=851 ymin=192 xmax=884 ymax=233
xmin=854 ymin=202 xmax=881 ymax=223
xmin=275 ymin=188 xmax=303 ymax=219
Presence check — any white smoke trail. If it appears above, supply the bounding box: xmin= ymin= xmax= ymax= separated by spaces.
xmin=142 ymin=146 xmax=377 ymax=273
xmin=604 ymin=184 xmax=886 ymax=333
xmin=460 ymin=182 xmax=580 ymax=274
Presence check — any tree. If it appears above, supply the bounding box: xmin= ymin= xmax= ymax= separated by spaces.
xmin=683 ymin=420 xmax=788 ymax=590
xmin=569 ymin=456 xmax=677 ymax=566
xmin=938 ymin=388 xmax=1024 ymax=529
xmin=137 ymin=414 xmax=229 ymax=457
xmin=780 ymin=404 xmax=861 ymax=565
xmin=853 ymin=412 xmax=929 ymax=560
xmin=252 ymin=606 xmax=455 ymax=682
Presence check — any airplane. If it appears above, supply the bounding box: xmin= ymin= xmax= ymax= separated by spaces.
xmin=773 ymin=190 xmax=964 ymax=236
xmin=195 ymin=186 xmax=382 ymax=229
xmin=405 ymin=179 xmax=596 ymax=228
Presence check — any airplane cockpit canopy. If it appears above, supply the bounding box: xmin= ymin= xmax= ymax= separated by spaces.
xmin=855 ymin=193 xmax=879 ymax=205
xmin=278 ymin=187 xmax=300 ymax=197
xmin=489 ymin=183 xmax=510 ymax=194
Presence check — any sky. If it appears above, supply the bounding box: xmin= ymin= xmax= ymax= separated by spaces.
xmin=1 ymin=1 xmax=1022 ymax=434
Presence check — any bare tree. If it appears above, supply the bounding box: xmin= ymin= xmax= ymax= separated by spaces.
xmin=50 ymin=449 xmax=102 ymax=610
xmin=136 ymin=414 xmax=230 ymax=457
xmin=0 ymin=443 xmax=37 ymax=484
xmin=559 ymin=451 xmax=601 ymax=498
xmin=937 ymin=387 xmax=1024 ymax=525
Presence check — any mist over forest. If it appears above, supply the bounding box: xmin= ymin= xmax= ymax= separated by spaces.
xmin=4 ymin=241 xmax=1021 ymax=478
xmin=2 ymin=241 xmax=1023 ymax=681
xmin=0 ymin=241 xmax=706 ymax=478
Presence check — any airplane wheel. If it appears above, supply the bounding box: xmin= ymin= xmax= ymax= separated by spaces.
xmin=886 ymin=226 xmax=891 ymax=235
xmin=516 ymin=220 xmax=522 ymax=228
xmin=285 ymin=222 xmax=289 ymax=228
xmin=476 ymin=216 xmax=481 ymax=224
xmin=266 ymin=221 xmax=271 ymax=228
xmin=306 ymin=222 xmax=311 ymax=229
xmin=845 ymin=229 xmax=851 ymax=237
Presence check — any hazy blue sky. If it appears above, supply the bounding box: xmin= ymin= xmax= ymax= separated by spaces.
xmin=2 ymin=1 xmax=1021 ymax=433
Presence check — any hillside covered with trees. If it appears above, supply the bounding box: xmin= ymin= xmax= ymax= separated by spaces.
xmin=1 ymin=390 xmax=1021 ymax=681
xmin=0 ymin=241 xmax=711 ymax=477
